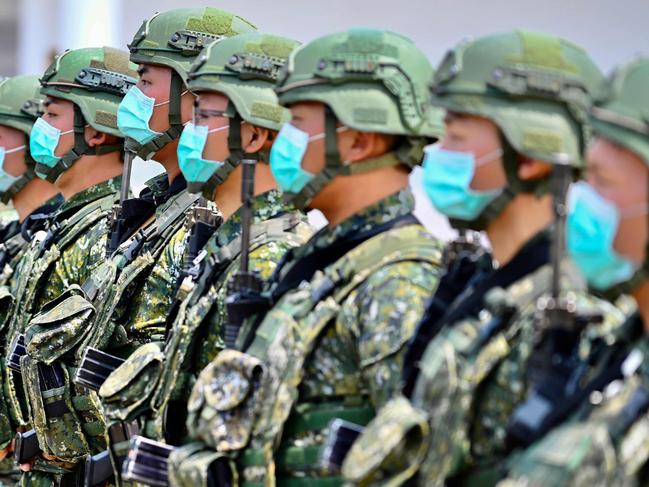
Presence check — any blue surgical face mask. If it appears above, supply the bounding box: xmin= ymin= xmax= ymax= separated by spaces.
xmin=178 ymin=122 xmax=228 ymax=185
xmin=422 ymin=144 xmax=503 ymax=221
xmin=30 ymin=117 xmax=73 ymax=171
xmin=117 ymin=86 xmax=177 ymax=145
xmin=270 ymin=123 xmax=347 ymax=193
xmin=566 ymin=181 xmax=645 ymax=290
xmin=0 ymin=145 xmax=26 ymax=191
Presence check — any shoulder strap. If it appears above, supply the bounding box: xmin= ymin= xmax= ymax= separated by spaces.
xmin=270 ymin=213 xmax=419 ymax=304
xmin=48 ymin=192 xmax=117 ymax=252
xmin=143 ymin=191 xmax=200 ymax=256
xmin=247 ymin=222 xmax=441 ymax=359
xmin=247 ymin=223 xmax=441 ymax=478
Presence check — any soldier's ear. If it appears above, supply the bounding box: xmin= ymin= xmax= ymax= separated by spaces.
xmin=243 ymin=124 xmax=269 ymax=154
xmin=517 ymin=156 xmax=552 ymax=182
xmin=85 ymin=127 xmax=107 ymax=148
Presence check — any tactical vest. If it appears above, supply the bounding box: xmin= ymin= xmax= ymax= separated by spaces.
xmin=0 ymin=229 xmax=28 ymax=287
xmin=3 ymin=190 xmax=117 ymax=440
xmin=19 ymin=191 xmax=202 ymax=466
xmin=499 ymin=316 xmax=649 ymax=487
xmin=340 ymin=263 xmax=553 ymax=486
xmin=168 ymin=222 xmax=441 ymax=487
xmin=98 ymin=212 xmax=308 ymax=481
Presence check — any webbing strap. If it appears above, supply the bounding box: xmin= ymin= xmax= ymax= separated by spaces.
xmin=282 ymin=405 xmax=374 ymax=437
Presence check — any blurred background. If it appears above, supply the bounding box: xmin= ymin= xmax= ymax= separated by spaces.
xmin=2 ymin=0 xmax=648 ymax=237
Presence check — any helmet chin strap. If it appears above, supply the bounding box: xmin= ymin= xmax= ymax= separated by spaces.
xmin=128 ymin=70 xmax=186 ymax=160
xmin=288 ymin=105 xmax=404 ymax=210
xmin=0 ymin=150 xmax=37 ymax=204
xmin=190 ymin=101 xmax=262 ymax=199
xmin=36 ymin=105 xmax=122 ymax=183
xmin=449 ymin=132 xmax=551 ymax=232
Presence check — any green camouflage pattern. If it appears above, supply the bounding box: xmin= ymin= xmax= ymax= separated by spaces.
xmin=168 ymin=443 xmax=236 ymax=487
xmin=35 ymin=178 xmax=121 ymax=307
xmin=0 ymin=178 xmax=119 ymax=472
xmin=120 ymin=222 xmax=189 ymax=339
xmin=2 ymin=178 xmax=119 ymax=434
xmin=499 ymin=324 xmax=649 ymax=487
xmin=101 ymin=190 xmax=308 ymax=427
xmin=405 ymin=261 xmax=627 ymax=486
xmin=179 ymin=188 xmax=444 ymax=485
xmin=342 ymin=395 xmax=430 ymax=485
xmin=20 ymin=355 xmax=91 ymax=464
xmin=96 ymin=183 xmax=203 ymax=345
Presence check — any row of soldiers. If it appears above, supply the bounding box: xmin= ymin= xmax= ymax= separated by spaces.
xmin=0 ymin=5 xmax=647 ymax=486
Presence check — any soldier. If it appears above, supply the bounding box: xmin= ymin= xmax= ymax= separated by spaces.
xmin=164 ymin=28 xmax=445 ymax=486
xmin=108 ymin=6 xmax=258 ymax=346
xmin=499 ymin=58 xmax=649 ymax=487
xmin=13 ymin=8 xmax=258 ymax=487
xmin=0 ymin=75 xmax=61 ymax=486
xmin=0 ymin=47 xmax=137 ymax=486
xmin=0 ymin=76 xmax=61 ymax=289
xmin=98 ymin=32 xmax=313 ymax=485
xmin=341 ymin=31 xmax=628 ymax=486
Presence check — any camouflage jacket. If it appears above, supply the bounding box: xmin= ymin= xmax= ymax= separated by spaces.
xmin=169 ymin=188 xmax=444 ymax=486
xmin=0 ymin=195 xmax=62 ymax=448
xmin=0 ymin=194 xmax=63 ymax=287
xmin=99 ymin=189 xmax=308 ymax=429
xmin=499 ymin=313 xmax=649 ymax=487
xmin=0 ymin=178 xmax=119 ymax=468
xmin=100 ymin=172 xmax=200 ymax=344
xmin=13 ymin=174 xmax=201 ymax=473
xmin=34 ymin=178 xmax=122 ymax=307
xmin=344 ymin=232 xmax=629 ymax=486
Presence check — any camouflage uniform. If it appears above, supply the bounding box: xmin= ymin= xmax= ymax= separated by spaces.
xmin=5 ymin=47 xmax=136 ymax=486
xmin=100 ymin=190 xmax=310 ymax=477
xmin=167 ymin=28 xmax=445 ymax=487
xmin=0 ymin=75 xmax=58 ymax=487
xmin=497 ymin=57 xmax=649 ymax=487
xmin=342 ymin=31 xmax=623 ymax=486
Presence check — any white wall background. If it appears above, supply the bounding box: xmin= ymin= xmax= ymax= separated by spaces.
xmin=8 ymin=0 xmax=649 ymax=237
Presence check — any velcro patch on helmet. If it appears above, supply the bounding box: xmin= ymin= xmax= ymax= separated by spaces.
xmin=250 ymin=102 xmax=283 ymax=123
xmin=186 ymin=8 xmax=238 ymax=37
xmin=101 ymin=47 xmax=137 ymax=77
xmin=96 ymin=110 xmax=118 ymax=128
xmin=335 ymin=29 xmax=398 ymax=59
xmin=244 ymin=39 xmax=296 ymax=59
xmin=353 ymin=107 xmax=388 ymax=125
xmin=509 ymin=31 xmax=578 ymax=74
xmin=522 ymin=129 xmax=563 ymax=153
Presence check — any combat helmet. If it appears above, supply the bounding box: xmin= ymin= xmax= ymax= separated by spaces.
xmin=184 ymin=32 xmax=299 ymax=195
xmin=125 ymin=7 xmax=257 ymax=159
xmin=275 ymin=27 xmax=444 ymax=208
xmin=0 ymin=75 xmax=45 ymax=201
xmin=431 ymin=30 xmax=604 ymax=227
xmin=37 ymin=46 xmax=137 ymax=182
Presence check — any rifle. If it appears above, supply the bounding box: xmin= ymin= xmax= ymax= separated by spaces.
xmin=506 ymin=155 xmax=602 ymax=449
xmin=106 ymin=149 xmax=135 ymax=257
xmin=74 ymin=347 xmax=126 ymax=392
xmin=223 ymin=159 xmax=266 ymax=349
xmin=121 ymin=436 xmax=174 ymax=487
xmin=83 ymin=450 xmax=114 ymax=486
